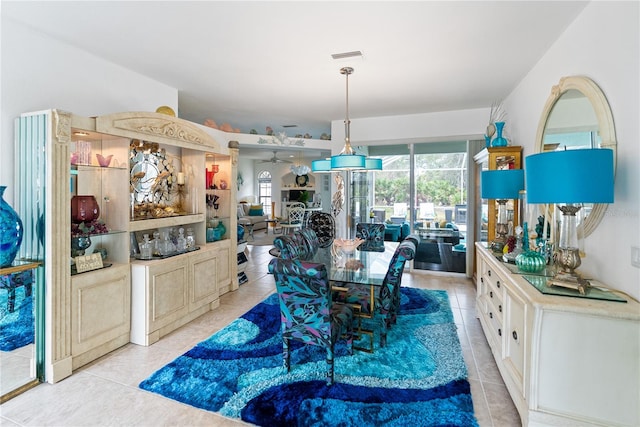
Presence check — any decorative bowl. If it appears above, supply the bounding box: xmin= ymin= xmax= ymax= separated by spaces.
xmin=96 ymin=153 xmax=113 ymax=167
xmin=333 ymin=238 xmax=364 ymax=254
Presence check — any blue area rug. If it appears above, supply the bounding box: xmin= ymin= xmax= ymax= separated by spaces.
xmin=140 ymin=288 xmax=478 ymax=426
xmin=0 ymin=286 xmax=34 ymax=352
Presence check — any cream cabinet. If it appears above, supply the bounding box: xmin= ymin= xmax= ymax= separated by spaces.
xmin=15 ymin=110 xmax=238 ymax=383
xmin=71 ymin=264 xmax=131 ymax=369
xmin=130 ymin=242 xmax=231 ymax=346
xmin=475 ymin=243 xmax=640 ymax=426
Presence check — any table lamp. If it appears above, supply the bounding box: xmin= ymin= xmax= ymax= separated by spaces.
xmin=481 ymin=169 xmax=525 ymax=251
xmin=525 ymin=148 xmax=614 ymax=293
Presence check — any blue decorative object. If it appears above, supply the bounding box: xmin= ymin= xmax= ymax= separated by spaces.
xmin=216 ymin=220 xmax=226 ymax=239
xmin=0 ymin=186 xmax=24 ymax=267
xmin=491 ymin=121 xmax=508 ymax=147
xmin=525 ymin=148 xmax=614 ymax=204
xmin=484 ymin=135 xmax=492 ymax=148
xmin=139 ymin=288 xmax=477 ymax=426
xmin=481 ymin=169 xmax=524 ymax=199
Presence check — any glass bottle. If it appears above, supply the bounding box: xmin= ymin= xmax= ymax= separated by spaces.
xmin=176 ymin=227 xmax=186 ymax=252
xmin=152 ymin=231 xmax=161 ymax=256
xmin=140 ymin=234 xmax=152 ymax=259
xmin=185 ymin=228 xmax=195 ymax=249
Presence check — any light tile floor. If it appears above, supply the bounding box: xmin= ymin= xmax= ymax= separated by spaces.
xmin=0 ymin=245 xmax=520 ymax=426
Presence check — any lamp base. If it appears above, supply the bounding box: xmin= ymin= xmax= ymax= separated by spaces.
xmin=548 ymin=273 xmax=591 ymax=295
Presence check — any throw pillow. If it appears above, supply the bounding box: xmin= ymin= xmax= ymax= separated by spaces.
xmin=248 ymin=205 xmax=264 ymax=216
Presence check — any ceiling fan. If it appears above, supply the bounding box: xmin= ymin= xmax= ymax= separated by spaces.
xmin=261 ymin=150 xmax=292 ymax=164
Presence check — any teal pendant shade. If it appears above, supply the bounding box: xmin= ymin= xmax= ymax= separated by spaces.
xmin=311 ymin=159 xmax=332 ymax=173
xmin=481 ymin=169 xmax=525 ymax=200
xmin=525 ymin=148 xmax=614 ymax=204
xmin=365 ymin=158 xmax=383 ymax=171
xmin=330 ymin=154 xmax=365 ymax=170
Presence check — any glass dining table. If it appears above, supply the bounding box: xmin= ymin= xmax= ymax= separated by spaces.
xmin=308 ymin=241 xmax=399 ymax=352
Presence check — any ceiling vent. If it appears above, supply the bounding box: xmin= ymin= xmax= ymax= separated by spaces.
xmin=331 ymin=51 xmax=363 ymax=60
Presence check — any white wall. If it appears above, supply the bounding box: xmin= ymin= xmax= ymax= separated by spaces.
xmin=504 ymin=1 xmax=640 ymax=300
xmin=0 ymin=19 xmax=178 ymax=204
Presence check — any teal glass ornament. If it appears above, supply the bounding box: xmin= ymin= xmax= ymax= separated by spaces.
xmin=516 ymin=250 xmax=546 ymax=273
xmin=492 ymin=122 xmax=508 ymax=147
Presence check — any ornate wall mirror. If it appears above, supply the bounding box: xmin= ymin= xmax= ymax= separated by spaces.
xmin=534 ymin=76 xmax=617 ymax=238
xmin=129 ymin=140 xmax=178 ymax=219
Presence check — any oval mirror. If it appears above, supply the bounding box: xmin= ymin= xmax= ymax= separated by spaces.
xmin=534 ymin=76 xmax=617 ymax=238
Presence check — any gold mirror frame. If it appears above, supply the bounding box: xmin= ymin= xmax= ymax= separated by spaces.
xmin=534 ymin=75 xmax=617 ymax=238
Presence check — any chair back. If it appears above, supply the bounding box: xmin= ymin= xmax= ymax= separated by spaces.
xmin=356 ymin=223 xmax=385 ymax=252
xmin=299 ymin=228 xmax=319 ymax=257
xmin=307 ymin=212 xmax=335 ymax=248
xmin=273 ymin=235 xmax=303 ymax=260
xmin=378 ymin=239 xmax=417 ymax=315
xmin=404 ymin=233 xmax=420 ymax=249
xmin=287 ymin=206 xmax=305 ymax=224
xmin=268 ymin=259 xmax=333 ymax=348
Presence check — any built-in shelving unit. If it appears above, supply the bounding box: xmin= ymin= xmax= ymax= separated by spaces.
xmin=15 ymin=109 xmax=238 ymax=383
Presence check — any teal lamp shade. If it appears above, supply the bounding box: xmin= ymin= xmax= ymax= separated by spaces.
xmin=311 ymin=159 xmax=332 ymax=173
xmin=365 ymin=158 xmax=382 ymax=171
xmin=525 ymin=148 xmax=614 ymax=203
xmin=481 ymin=169 xmax=525 ymax=199
xmin=331 ymin=154 xmax=365 ymax=170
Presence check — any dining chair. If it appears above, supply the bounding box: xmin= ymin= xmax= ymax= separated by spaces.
xmin=355 ymin=223 xmax=386 ymax=252
xmin=273 ymin=235 xmax=303 ymax=260
xmin=279 ymin=206 xmax=305 ymax=235
xmin=333 ymin=238 xmax=416 ymax=348
xmin=307 ymin=212 xmax=335 ymax=248
xmin=269 ymin=258 xmax=354 ymax=385
xmin=299 ymin=228 xmax=319 ymax=258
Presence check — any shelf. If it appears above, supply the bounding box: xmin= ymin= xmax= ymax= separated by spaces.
xmin=0 ymin=261 xmax=41 ymax=276
xmin=129 ymin=213 xmax=206 ymax=232
xmin=71 ymin=164 xmax=128 ymax=172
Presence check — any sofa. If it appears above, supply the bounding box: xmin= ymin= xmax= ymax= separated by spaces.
xmin=237 ymin=203 xmax=268 ymax=231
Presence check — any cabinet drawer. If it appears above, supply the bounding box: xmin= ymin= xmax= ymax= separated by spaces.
xmin=503 ymin=287 xmax=527 ymax=396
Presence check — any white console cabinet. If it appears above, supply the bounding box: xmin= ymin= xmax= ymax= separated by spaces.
xmin=130 ymin=243 xmax=230 ymax=346
xmin=475 ymin=243 xmax=640 ymax=427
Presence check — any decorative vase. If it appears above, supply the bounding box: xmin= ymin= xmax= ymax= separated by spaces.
xmin=71 ymin=235 xmax=92 ymax=257
xmin=516 ymin=250 xmax=546 ymax=273
xmin=0 ymin=186 xmax=24 ymax=267
xmin=492 ymin=122 xmax=508 ymax=147
xmin=484 ymin=135 xmax=492 ymax=148
xmin=217 ymin=221 xmax=226 ymax=239
xmin=71 ymin=195 xmax=100 ymax=223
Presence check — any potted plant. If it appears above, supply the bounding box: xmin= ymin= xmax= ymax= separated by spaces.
xmin=298 ymin=190 xmax=310 ymax=206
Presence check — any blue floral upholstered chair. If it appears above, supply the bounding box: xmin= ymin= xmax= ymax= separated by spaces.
xmin=355 ymin=223 xmax=386 ymax=252
xmin=268 ymin=258 xmax=354 ymax=385
xmin=333 ymin=238 xmax=416 ymax=348
xmin=272 ymin=230 xmax=318 ymax=261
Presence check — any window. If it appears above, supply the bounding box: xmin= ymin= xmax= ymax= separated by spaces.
xmin=258 ymin=171 xmax=272 ymax=216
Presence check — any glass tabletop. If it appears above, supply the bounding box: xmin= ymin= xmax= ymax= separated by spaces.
xmin=309 ymin=242 xmax=397 ymax=286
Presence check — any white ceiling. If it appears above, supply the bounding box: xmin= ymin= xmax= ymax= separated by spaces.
xmin=3 ymin=1 xmax=588 ymax=161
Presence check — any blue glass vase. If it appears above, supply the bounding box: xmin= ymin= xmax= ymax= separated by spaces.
xmin=0 ymin=186 xmax=24 ymax=267
xmin=492 ymin=122 xmax=508 ymax=147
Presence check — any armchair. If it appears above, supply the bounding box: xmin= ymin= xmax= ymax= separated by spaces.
xmin=269 ymin=258 xmax=354 ymax=385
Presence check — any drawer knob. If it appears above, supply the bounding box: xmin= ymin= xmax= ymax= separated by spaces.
xmin=489 ymin=291 xmax=493 ymax=298
xmin=499 ymin=304 xmax=502 ymax=312
xmin=489 ymin=312 xmax=493 ymax=319
xmin=512 ymin=331 xmax=518 ymax=340
xmin=497 ymin=281 xmax=500 ymax=288
xmin=488 ymin=270 xmax=492 ymax=277
xmin=481 ymin=277 xmax=484 ymax=284
xmin=498 ymin=328 xmax=502 ymax=336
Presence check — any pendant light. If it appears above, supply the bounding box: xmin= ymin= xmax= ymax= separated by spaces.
xmin=330 ymin=67 xmax=365 ymax=170
xmin=312 ymin=67 xmax=382 ymax=172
